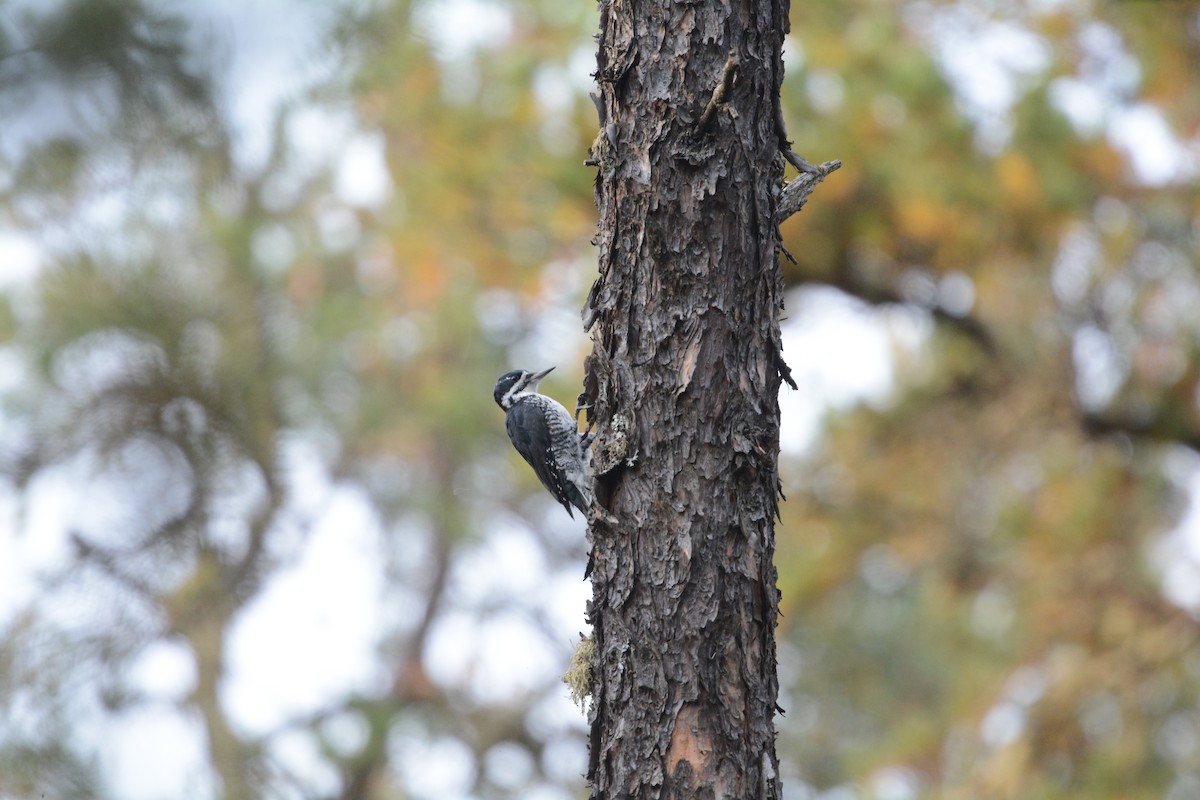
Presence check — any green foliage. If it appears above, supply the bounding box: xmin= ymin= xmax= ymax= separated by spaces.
xmin=773 ymin=1 xmax=1200 ymax=797
xmin=0 ymin=0 xmax=1197 ymax=797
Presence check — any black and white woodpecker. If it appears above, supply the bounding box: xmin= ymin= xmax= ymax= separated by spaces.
xmin=494 ymin=367 xmax=592 ymax=518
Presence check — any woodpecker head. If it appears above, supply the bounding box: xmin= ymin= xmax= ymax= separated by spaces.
xmin=494 ymin=366 xmax=555 ymax=410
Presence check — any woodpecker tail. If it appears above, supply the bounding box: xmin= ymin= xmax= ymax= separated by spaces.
xmin=566 ymin=480 xmax=592 ymax=518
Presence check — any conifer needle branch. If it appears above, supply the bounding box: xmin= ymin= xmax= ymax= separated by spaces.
xmin=1082 ymin=411 xmax=1200 ymax=454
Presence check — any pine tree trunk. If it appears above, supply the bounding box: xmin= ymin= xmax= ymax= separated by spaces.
xmin=582 ymin=1 xmax=790 ymax=797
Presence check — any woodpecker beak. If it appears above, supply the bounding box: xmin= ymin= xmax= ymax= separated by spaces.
xmin=529 ymin=366 xmax=555 ymax=384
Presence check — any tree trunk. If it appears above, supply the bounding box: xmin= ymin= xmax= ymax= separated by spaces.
xmin=582 ymin=1 xmax=790 ymax=797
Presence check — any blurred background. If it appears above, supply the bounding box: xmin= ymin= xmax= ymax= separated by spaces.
xmin=0 ymin=0 xmax=1198 ymax=797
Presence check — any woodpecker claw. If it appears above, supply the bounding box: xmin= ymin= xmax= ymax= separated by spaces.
xmin=574 ymin=393 xmax=592 ymax=423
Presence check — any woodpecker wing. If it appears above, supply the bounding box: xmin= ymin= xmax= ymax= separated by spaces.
xmin=506 ymin=395 xmax=589 ymax=517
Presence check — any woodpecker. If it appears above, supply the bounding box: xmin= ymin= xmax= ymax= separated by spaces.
xmin=494 ymin=367 xmax=592 ymax=518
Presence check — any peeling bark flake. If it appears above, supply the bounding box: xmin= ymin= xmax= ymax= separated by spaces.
xmin=582 ymin=0 xmax=790 ymax=798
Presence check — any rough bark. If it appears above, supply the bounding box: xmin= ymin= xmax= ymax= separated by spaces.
xmin=581 ymin=1 xmax=791 ymax=797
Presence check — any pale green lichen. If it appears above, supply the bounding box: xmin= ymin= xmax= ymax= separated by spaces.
xmin=563 ymin=634 xmax=595 ymax=709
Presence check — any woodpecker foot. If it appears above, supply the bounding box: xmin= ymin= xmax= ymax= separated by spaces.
xmin=574 ymin=393 xmax=593 ymax=423
xmin=579 ymin=420 xmax=596 ymax=450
